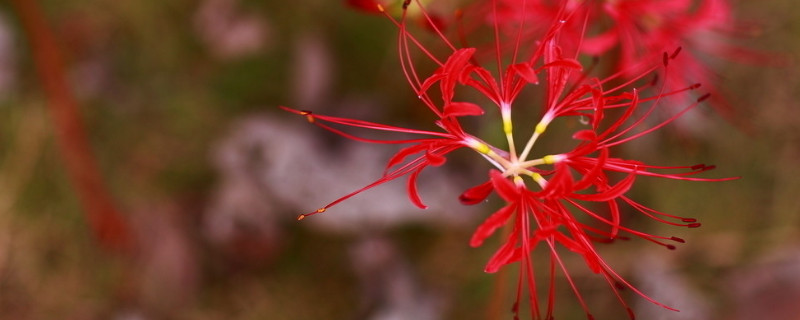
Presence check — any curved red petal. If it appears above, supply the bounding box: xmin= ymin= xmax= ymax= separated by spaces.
xmin=407 ymin=168 xmax=428 ymax=209
xmin=542 ymin=163 xmax=573 ymax=199
xmin=459 ymin=180 xmax=493 ymax=205
xmin=385 ymin=144 xmax=428 ymax=173
xmin=425 ymin=148 xmax=447 ymax=166
xmin=470 ymin=204 xmax=516 ymax=247
xmin=490 ymin=170 xmax=519 ymax=202
xmin=542 ymin=58 xmax=583 ymax=70
xmin=420 ymin=73 xmax=445 ymax=94
xmin=509 ymin=63 xmax=539 ymax=84
xmin=484 ymin=227 xmax=522 ymax=273
xmin=573 ymin=147 xmax=609 ymax=191
xmin=591 ymin=88 xmax=605 ymax=130
xmin=443 ymin=102 xmax=485 ymax=117
xmin=581 ymin=29 xmax=619 ymax=55
xmin=572 ymin=129 xmax=597 ymax=141
xmin=571 ymin=171 xmax=636 ymax=202
xmin=440 ymin=48 xmax=477 ymax=103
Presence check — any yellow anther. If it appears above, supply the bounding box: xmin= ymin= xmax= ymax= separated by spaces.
xmin=530 ymin=172 xmax=546 ymax=186
xmin=535 ymin=122 xmax=547 ymax=134
xmin=474 ymin=142 xmax=491 ymax=154
xmin=513 ymin=176 xmax=524 ymax=185
xmin=503 ymin=119 xmax=513 ymax=135
xmin=543 ymin=155 xmax=558 ymax=165
xmin=298 ymin=207 xmax=325 ymax=221
xmin=298 ymin=110 xmax=315 ymax=123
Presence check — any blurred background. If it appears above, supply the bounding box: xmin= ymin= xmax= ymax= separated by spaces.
xmin=0 ymin=0 xmax=797 ymax=319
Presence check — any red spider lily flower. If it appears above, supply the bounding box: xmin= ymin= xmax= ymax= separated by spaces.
xmin=486 ymin=0 xmax=767 ymax=124
xmin=285 ymin=0 xmax=737 ymax=318
xmin=455 ymin=25 xmax=734 ymax=318
xmin=584 ymin=0 xmax=754 ymax=120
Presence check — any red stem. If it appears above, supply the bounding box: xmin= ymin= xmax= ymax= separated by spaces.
xmin=10 ymin=0 xmax=132 ymax=254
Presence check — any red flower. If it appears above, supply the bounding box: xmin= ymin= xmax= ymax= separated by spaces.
xmin=487 ymin=0 xmax=766 ymax=124
xmin=455 ymin=30 xmax=732 ymax=318
xmin=285 ymin=0 xmax=737 ymax=318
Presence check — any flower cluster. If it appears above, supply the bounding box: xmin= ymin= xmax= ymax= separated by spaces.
xmin=284 ymin=0 xmax=737 ymax=318
xmin=486 ymin=0 xmax=763 ymax=121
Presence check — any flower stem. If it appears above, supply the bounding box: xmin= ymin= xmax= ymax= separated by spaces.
xmin=10 ymin=0 xmax=132 ymax=254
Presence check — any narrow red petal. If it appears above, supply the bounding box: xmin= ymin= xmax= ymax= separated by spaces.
xmin=572 ymin=171 xmax=636 ymax=202
xmin=425 ymin=148 xmax=446 ymax=166
xmin=407 ymin=168 xmax=428 ymax=209
xmin=419 ymin=73 xmax=445 ymax=94
xmin=484 ymin=231 xmax=522 ymax=273
xmin=443 ymin=102 xmax=484 ymax=117
xmin=581 ymin=29 xmax=619 ymax=55
xmin=591 ymin=88 xmax=605 ymax=130
xmin=490 ymin=170 xmax=519 ymax=202
xmin=542 ymin=58 xmax=583 ymax=70
xmin=509 ymin=63 xmax=539 ymax=84
xmin=572 ymin=129 xmax=596 ymax=141
xmin=573 ymin=147 xmax=609 ymax=191
xmin=470 ymin=204 xmax=516 ymax=247
xmin=439 ymin=48 xmax=477 ymax=102
xmin=459 ymin=180 xmax=493 ymax=205
xmin=542 ymin=163 xmax=573 ymax=199
xmin=385 ymin=144 xmax=429 ymax=173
